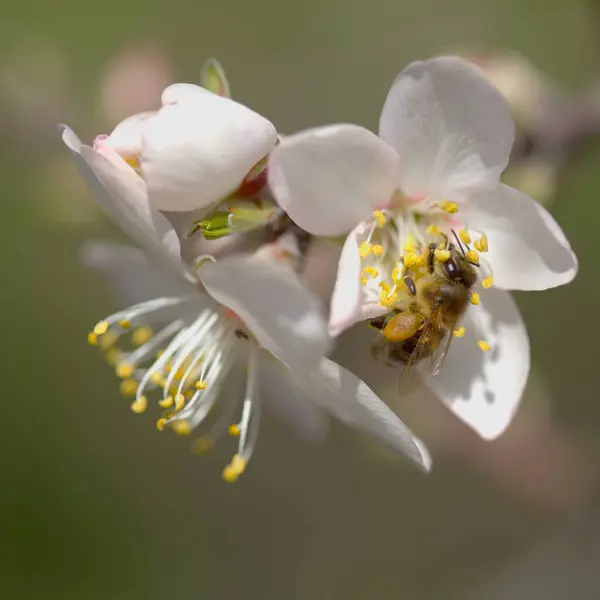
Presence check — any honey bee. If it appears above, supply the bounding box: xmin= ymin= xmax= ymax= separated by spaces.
xmin=368 ymin=241 xmax=478 ymax=379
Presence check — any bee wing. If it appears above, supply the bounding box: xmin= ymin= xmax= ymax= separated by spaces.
xmin=427 ymin=309 xmax=466 ymax=377
xmin=397 ymin=306 xmax=445 ymax=394
xmin=429 ymin=328 xmax=453 ymax=377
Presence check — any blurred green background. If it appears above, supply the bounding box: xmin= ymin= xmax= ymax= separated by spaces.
xmin=2 ymin=0 xmax=600 ymax=598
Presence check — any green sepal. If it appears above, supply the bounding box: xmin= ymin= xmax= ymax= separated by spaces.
xmin=201 ymin=227 xmax=232 ymax=240
xmin=200 ymin=58 xmax=231 ymax=98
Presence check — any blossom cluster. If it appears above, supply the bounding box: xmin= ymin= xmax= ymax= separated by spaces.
xmin=61 ymin=56 xmax=577 ymax=481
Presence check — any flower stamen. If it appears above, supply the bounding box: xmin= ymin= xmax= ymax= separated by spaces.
xmin=438 ymin=201 xmax=459 ymax=214
xmin=474 ymin=234 xmax=488 ymax=252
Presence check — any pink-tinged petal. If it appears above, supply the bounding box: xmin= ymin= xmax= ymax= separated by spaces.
xmin=329 ymin=224 xmax=388 ymax=337
xmin=142 ymin=86 xmax=277 ymax=212
xmin=198 ymin=255 xmax=332 ymax=368
xmin=98 ymin=111 xmax=155 ymax=157
xmin=259 ymin=353 xmax=329 ymax=443
xmin=268 ymin=124 xmax=399 ymax=236
xmin=379 ymin=56 xmax=514 ymax=202
xmin=61 ymin=125 xmax=183 ymax=271
xmin=463 ymin=184 xmax=578 ymax=290
xmin=424 ymin=288 xmax=529 ymax=440
xmin=305 ymin=358 xmax=431 ymax=471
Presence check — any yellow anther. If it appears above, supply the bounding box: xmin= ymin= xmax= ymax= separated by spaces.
xmin=173 ymin=368 xmax=186 ymax=381
xmin=174 ymin=394 xmax=185 ymax=411
xmin=438 ymin=200 xmax=459 ymax=214
xmin=99 ymin=331 xmax=118 ymax=350
xmin=414 ymin=253 xmax=426 ymax=268
xmin=458 ymin=229 xmax=471 ymax=245
xmin=93 ymin=321 xmax=109 ymax=336
xmin=195 ymin=380 xmax=207 ymax=391
xmin=119 ymin=379 xmax=138 ymax=396
xmin=222 ymin=443 xmax=254 ymax=481
xmin=119 ymin=319 xmax=131 ymax=329
xmin=222 ymin=465 xmax=239 ymax=483
xmin=371 ymin=244 xmax=384 ymax=257
xmin=158 ymin=395 xmax=173 ymax=408
xmin=453 ymin=326 xmax=466 ymax=338
xmin=132 ymin=326 xmax=153 ymax=346
xmin=359 ymin=241 xmax=373 ymax=257
xmin=379 ymin=281 xmax=391 ymax=293
xmin=465 ymin=249 xmax=479 ymax=264
xmin=87 ymin=332 xmax=98 ymax=346
xmin=360 ymin=275 xmax=368 ymax=286
xmin=191 ymin=437 xmax=213 ymax=455
xmin=469 ymin=292 xmax=480 ymax=306
xmin=474 ymin=234 xmax=488 ymax=252
xmin=379 ymin=293 xmax=398 ymax=308
xmin=231 ymin=454 xmax=247 ymax=474
xmin=171 ymin=420 xmax=192 ymax=435
xmin=150 ymin=371 xmax=165 ymax=386
xmin=156 ymin=418 xmax=167 ymax=431
xmin=125 ymin=155 xmax=140 ymax=170
xmin=116 ymin=363 xmax=135 ymax=378
xmin=403 ymin=252 xmax=418 ymax=268
xmin=373 ymin=210 xmax=386 ymax=227
xmin=482 ymin=276 xmax=494 ymax=289
xmin=426 ymin=224 xmax=441 ymax=236
xmin=402 ymin=235 xmax=416 ymax=253
xmin=105 ymin=349 xmax=121 ymax=367
xmin=130 ymin=396 xmax=148 ymax=414
xmin=478 ymin=340 xmax=491 ymax=352
xmin=391 ymin=266 xmax=400 ymax=282
xmin=363 ymin=266 xmax=379 ymax=278
xmin=228 ymin=424 xmax=241 ymax=437
xmin=434 ymin=248 xmax=451 ymax=262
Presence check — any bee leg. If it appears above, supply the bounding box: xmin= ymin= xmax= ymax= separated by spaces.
xmin=404 ymin=276 xmax=416 ymax=296
xmin=427 ymin=243 xmax=437 ymax=273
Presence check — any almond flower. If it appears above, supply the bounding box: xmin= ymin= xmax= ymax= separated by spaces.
xmin=268 ymin=56 xmax=577 ymax=439
xmin=93 ymin=79 xmax=277 ymax=213
xmin=60 ymin=121 xmax=431 ymax=480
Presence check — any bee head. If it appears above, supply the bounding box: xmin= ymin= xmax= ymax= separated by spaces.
xmin=443 ymin=248 xmax=477 ymax=288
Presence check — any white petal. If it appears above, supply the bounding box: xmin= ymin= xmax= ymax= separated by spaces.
xmin=101 ymin=111 xmax=155 ymax=156
xmin=82 ymin=240 xmax=195 ymax=306
xmin=268 ymin=124 xmax=399 ymax=236
xmin=379 ymin=56 xmax=514 ymax=201
xmin=61 ymin=125 xmax=184 ymax=270
xmin=329 ymin=224 xmax=388 ymax=337
xmin=198 ymin=256 xmax=332 ymax=368
xmin=463 ymin=184 xmax=578 ymax=290
xmin=161 ymin=82 xmax=211 ymax=105
xmin=259 ymin=352 xmax=329 ymax=443
xmin=300 ymin=237 xmax=343 ymax=303
xmin=305 ymin=358 xmax=431 ymax=471
xmin=424 ymin=288 xmax=529 ymax=440
xmin=142 ymin=88 xmax=277 ymax=212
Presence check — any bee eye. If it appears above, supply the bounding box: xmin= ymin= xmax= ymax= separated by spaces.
xmin=444 ymin=259 xmax=458 ymax=279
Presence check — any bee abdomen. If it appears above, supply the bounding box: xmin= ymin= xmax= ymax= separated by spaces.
xmin=383 ymin=312 xmax=423 ymax=342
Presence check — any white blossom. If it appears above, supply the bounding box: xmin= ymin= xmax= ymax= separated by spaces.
xmin=60 ymin=125 xmax=431 ymax=479
xmin=268 ymin=56 xmax=577 ymax=439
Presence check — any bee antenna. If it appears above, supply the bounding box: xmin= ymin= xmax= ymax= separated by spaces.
xmin=451 ymin=229 xmax=467 ymax=256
